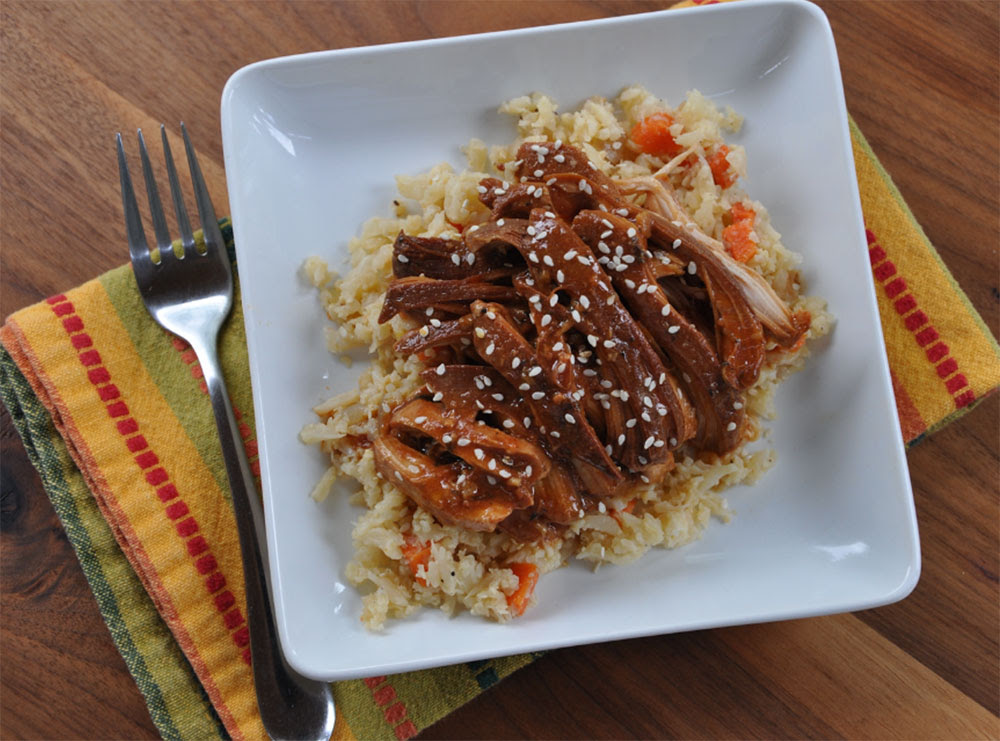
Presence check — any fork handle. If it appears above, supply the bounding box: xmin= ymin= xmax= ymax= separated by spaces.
xmin=190 ymin=333 xmax=335 ymax=741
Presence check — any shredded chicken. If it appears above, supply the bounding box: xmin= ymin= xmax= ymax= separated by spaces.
xmin=373 ymin=142 xmax=810 ymax=538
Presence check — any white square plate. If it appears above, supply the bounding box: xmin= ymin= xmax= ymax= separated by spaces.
xmin=221 ymin=0 xmax=919 ymax=682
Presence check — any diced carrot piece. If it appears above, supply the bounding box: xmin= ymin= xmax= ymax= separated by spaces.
xmin=723 ymin=203 xmax=757 ymax=262
xmin=630 ymin=113 xmax=682 ymax=157
xmin=401 ymin=536 xmax=432 ymax=586
xmin=708 ymin=144 xmax=736 ymax=188
xmin=506 ymin=562 xmax=539 ymax=617
xmin=729 ymin=201 xmax=755 ymax=222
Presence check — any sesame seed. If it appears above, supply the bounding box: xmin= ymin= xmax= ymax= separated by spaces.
xmin=606 ymin=295 xmax=615 ymax=305
xmin=572 ymin=309 xmax=582 ymax=322
xmin=603 ymin=340 xmax=615 ymax=349
xmin=565 ymin=413 xmax=576 ymax=424
xmin=688 ymin=262 xmax=697 ymax=275
xmin=526 ymin=185 xmax=535 ymax=195
xmin=601 ymin=229 xmax=613 ymax=239
xmin=395 ymin=471 xmax=403 ymax=481
xmin=668 ymin=325 xmax=680 ymax=334
xmin=532 ymin=392 xmax=545 ymax=400
xmin=528 ymin=366 xmax=542 ymax=377
xmin=626 ymin=418 xmax=637 ymax=428
xmin=554 ymin=154 xmax=565 ymax=163
xmin=643 ymin=396 xmax=653 ymax=408
xmin=605 ymin=444 xmax=613 ymax=455
xmin=529 ymin=253 xmax=539 ymax=263
xmin=487 ymin=476 xmax=497 ymax=485
xmin=727 ymin=422 xmax=738 ymax=432
xmin=512 ymin=357 xmax=522 ymax=369
xmin=492 ymin=393 xmax=504 ymax=402
xmin=545 ymin=210 xmax=556 ymax=218
xmin=642 ymin=412 xmax=651 ymax=422
xmin=556 ymin=362 xmax=566 ymax=373
xmin=620 ymin=390 xmax=630 ymax=401
xmin=477 ymin=185 xmax=488 ymax=193
xmin=598 ymin=501 xmax=607 ymax=513
xmin=523 ymin=417 xmax=532 ymax=428
xmin=672 ymin=239 xmax=682 ymax=249
xmin=661 ymin=304 xmax=671 ymax=316
xmin=451 ymin=253 xmax=461 ymax=266
xmin=627 ymin=227 xmax=637 ymax=238
xmin=468 ymin=225 xmax=479 ymax=232
xmin=418 ymin=326 xmax=430 ymax=337
xmin=625 ymin=279 xmax=635 ymax=289
xmin=430 ymin=318 xmax=441 ymax=327
xmin=551 ymin=430 xmax=561 ymax=438
xmin=553 ymin=342 xmax=564 ymax=351
xmin=615 ymin=208 xmax=629 ymax=216
xmin=474 ymin=448 xmax=485 ymax=460
xmin=733 ymin=401 xmax=744 ymax=410
xmin=587 ymin=334 xmax=598 ymax=347
xmin=442 ymin=433 xmax=453 ymax=443
xmin=408 ymin=464 xmax=420 ymax=474
xmin=433 ymin=392 xmax=444 ymax=402
xmin=397 ymin=254 xmax=409 ymax=263
xmin=457 ymin=437 xmax=470 ymax=446
xmin=580 ymin=295 xmax=591 ymax=309
xmin=533 ymin=169 xmax=544 ymax=177
xmin=474 ymin=327 xmax=486 ymax=339
xmin=540 ymin=314 xmax=552 ymax=328
xmin=488 ymin=458 xmax=497 ymax=470
xmin=485 ymin=342 xmax=495 ymax=355
xmin=518 ymin=382 xmax=530 ymax=391
xmin=638 ymin=455 xmax=648 ymax=465
xmin=600 ymin=380 xmax=613 ymax=388
xmin=564 ymin=249 xmax=578 ymax=260
xmin=543 ymin=255 xmax=555 ymax=267
xmin=556 ymin=269 xmax=565 ymax=283
xmin=669 ymin=437 xmax=677 ymax=446
xmin=436 ymin=364 xmax=446 ymax=375
xmin=467 ymin=253 xmax=476 ymax=265
xmin=497 ymin=218 xmax=505 ymax=226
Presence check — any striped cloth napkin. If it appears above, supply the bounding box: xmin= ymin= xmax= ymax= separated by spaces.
xmin=2 ymin=115 xmax=998 ymax=741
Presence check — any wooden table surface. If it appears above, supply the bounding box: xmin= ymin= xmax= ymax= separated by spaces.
xmin=2 ymin=1 xmax=997 ymax=738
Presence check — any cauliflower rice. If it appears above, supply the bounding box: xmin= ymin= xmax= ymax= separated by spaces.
xmin=301 ymin=86 xmax=831 ymax=630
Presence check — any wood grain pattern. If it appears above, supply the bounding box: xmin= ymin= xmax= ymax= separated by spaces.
xmin=1 ymin=1 xmax=997 ymax=739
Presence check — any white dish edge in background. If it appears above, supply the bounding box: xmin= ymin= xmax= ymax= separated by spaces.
xmin=220 ymin=0 xmax=919 ymax=682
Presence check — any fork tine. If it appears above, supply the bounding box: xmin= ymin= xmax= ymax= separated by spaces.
xmin=161 ymin=125 xmax=197 ymax=254
xmin=137 ymin=128 xmax=173 ymax=253
xmin=181 ymin=122 xmax=227 ymax=259
xmin=117 ymin=133 xmax=155 ymax=276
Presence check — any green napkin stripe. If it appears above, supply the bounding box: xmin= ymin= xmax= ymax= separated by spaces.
xmin=0 ymin=348 xmax=226 ymax=741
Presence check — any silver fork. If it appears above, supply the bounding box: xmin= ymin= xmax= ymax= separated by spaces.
xmin=117 ymin=125 xmax=335 ymax=741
